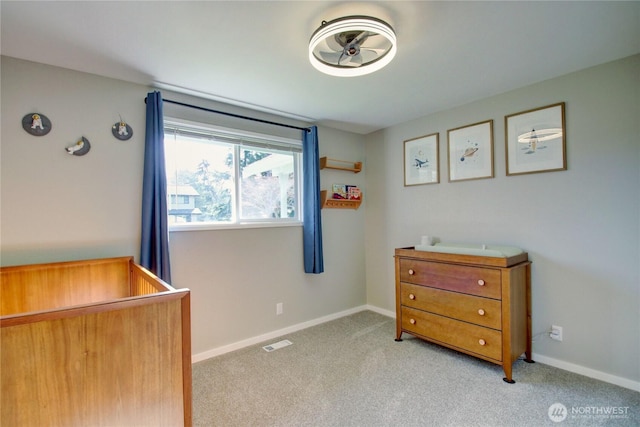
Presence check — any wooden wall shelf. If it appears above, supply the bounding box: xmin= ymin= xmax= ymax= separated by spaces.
xmin=320 ymin=157 xmax=362 ymax=173
xmin=320 ymin=190 xmax=362 ymax=210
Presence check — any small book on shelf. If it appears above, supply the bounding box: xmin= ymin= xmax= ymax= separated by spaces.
xmin=347 ymin=185 xmax=361 ymax=200
xmin=332 ymin=184 xmax=347 ymax=199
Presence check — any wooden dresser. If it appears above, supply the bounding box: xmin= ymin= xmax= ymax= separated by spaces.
xmin=395 ymin=247 xmax=532 ymax=383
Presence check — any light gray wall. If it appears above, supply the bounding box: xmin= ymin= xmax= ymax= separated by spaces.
xmin=1 ymin=56 xmax=368 ymax=357
xmin=1 ymin=57 xmax=148 ymax=265
xmin=365 ymin=55 xmax=640 ymax=384
xmin=169 ymin=126 xmax=367 ymax=355
xmin=3 ymin=54 xmax=638 ymax=386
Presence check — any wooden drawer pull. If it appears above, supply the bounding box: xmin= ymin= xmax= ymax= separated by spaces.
xmin=478 ymin=339 xmax=486 ymax=346
xmin=477 ymin=279 xmax=485 ymax=286
xmin=409 ymin=293 xmax=416 ymax=300
xmin=408 ymin=269 xmax=415 ymax=275
xmin=409 ymin=318 xmax=416 ymax=325
xmin=478 ymin=309 xmax=485 ymax=316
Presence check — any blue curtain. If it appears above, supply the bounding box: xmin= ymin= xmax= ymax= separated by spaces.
xmin=302 ymin=126 xmax=324 ymax=273
xmin=140 ymin=91 xmax=172 ymax=282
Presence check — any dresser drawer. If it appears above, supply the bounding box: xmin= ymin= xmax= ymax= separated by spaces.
xmin=401 ymin=306 xmax=502 ymax=361
xmin=400 ymin=282 xmax=501 ymax=330
xmin=399 ymin=259 xmax=501 ymax=299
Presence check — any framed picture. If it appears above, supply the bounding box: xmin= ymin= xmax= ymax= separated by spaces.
xmin=505 ymin=102 xmax=566 ymax=176
xmin=404 ymin=133 xmax=439 ymax=186
xmin=447 ymin=120 xmax=494 ymax=182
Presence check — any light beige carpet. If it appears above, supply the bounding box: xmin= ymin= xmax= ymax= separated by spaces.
xmin=192 ymin=311 xmax=639 ymax=426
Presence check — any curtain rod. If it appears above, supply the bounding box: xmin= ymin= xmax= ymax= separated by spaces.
xmin=145 ymin=97 xmax=311 ymax=132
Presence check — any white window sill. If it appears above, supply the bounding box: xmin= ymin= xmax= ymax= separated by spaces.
xmin=169 ymin=221 xmax=302 ymax=233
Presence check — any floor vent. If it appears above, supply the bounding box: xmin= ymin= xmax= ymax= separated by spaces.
xmin=262 ymin=339 xmax=292 ymax=352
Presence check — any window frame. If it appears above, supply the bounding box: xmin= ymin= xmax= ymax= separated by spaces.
xmin=164 ymin=118 xmax=303 ymax=232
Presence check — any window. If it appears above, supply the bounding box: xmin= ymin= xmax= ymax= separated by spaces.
xmin=164 ymin=120 xmax=302 ymax=229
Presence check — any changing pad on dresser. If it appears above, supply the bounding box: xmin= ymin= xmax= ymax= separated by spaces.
xmin=414 ymin=242 xmax=524 ymax=258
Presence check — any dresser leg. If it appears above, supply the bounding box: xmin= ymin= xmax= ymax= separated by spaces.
xmin=395 ymin=331 xmax=403 ymax=342
xmin=503 ymin=365 xmax=515 ymax=384
xmin=525 ymin=262 xmax=533 ymax=364
xmin=524 ymin=345 xmax=534 ymax=363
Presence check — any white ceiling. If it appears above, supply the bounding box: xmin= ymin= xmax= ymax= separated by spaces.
xmin=2 ymin=1 xmax=639 ymax=134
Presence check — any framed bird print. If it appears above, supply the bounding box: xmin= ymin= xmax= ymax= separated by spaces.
xmin=447 ymin=120 xmax=494 ymax=182
xmin=404 ymin=133 xmax=439 ymax=186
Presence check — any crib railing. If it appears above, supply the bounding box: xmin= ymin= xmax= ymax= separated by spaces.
xmin=130 ymin=262 xmax=174 ymax=296
xmin=1 ymin=256 xmax=192 ymax=426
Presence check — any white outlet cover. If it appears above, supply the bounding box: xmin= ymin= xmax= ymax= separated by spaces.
xmin=551 ymin=325 xmax=563 ymax=341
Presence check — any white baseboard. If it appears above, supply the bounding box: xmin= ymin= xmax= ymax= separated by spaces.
xmin=531 ymin=353 xmax=639 ymax=392
xmin=363 ymin=304 xmax=396 ymax=319
xmin=191 ymin=305 xmax=639 ymax=392
xmin=192 ymin=305 xmax=370 ymax=363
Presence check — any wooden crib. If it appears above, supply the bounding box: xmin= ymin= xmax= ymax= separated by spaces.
xmin=1 ymin=256 xmax=192 ymax=426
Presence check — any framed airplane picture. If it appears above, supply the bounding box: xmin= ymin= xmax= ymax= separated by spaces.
xmin=404 ymin=133 xmax=439 ymax=186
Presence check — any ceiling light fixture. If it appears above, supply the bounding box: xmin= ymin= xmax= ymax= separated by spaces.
xmin=309 ymin=15 xmax=397 ymax=77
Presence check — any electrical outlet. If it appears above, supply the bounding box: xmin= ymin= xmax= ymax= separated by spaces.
xmin=276 ymin=302 xmax=283 ymax=315
xmin=550 ymin=325 xmax=563 ymax=341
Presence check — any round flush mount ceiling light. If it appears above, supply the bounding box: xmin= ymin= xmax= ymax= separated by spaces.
xmin=309 ymin=15 xmax=397 ymax=77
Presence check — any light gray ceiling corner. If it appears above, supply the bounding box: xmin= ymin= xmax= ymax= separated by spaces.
xmin=2 ymin=1 xmax=639 ymax=135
